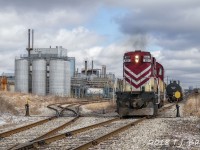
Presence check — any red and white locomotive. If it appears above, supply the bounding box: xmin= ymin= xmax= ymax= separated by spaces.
xmin=116 ymin=50 xmax=165 ymax=117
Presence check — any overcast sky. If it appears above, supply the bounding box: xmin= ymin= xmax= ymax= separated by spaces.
xmin=0 ymin=0 xmax=200 ymax=89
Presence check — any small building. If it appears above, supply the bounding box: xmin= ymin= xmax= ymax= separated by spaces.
xmin=0 ymin=73 xmax=15 ymax=92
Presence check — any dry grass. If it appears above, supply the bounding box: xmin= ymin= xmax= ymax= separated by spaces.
xmin=0 ymin=97 xmax=19 ymax=115
xmin=0 ymin=91 xmax=116 ymax=115
xmin=183 ymin=94 xmax=200 ymax=117
xmin=0 ymin=91 xmax=78 ymax=115
xmin=84 ymin=101 xmax=116 ymax=113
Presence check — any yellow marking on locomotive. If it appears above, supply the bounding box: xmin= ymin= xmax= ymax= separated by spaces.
xmin=175 ymin=91 xmax=181 ymax=99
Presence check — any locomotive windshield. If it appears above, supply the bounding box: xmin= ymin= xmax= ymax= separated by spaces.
xmin=124 ymin=55 xmax=131 ymax=62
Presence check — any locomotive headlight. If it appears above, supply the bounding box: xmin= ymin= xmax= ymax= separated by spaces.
xmin=135 ymin=55 xmax=139 ymax=63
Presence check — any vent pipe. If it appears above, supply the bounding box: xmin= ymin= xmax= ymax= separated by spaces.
xmin=91 ymin=60 xmax=93 ymax=75
xmin=28 ymin=29 xmax=31 ymax=57
xmin=85 ymin=61 xmax=87 ymax=76
xmin=27 ymin=29 xmax=34 ymax=57
xmin=76 ymin=68 xmax=78 ymax=77
xmin=32 ymin=29 xmax=34 ymax=49
xmin=102 ymin=65 xmax=106 ymax=78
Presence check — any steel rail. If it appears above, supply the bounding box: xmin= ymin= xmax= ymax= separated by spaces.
xmin=47 ymin=100 xmax=108 ymax=116
xmin=74 ymin=118 xmax=146 ymax=150
xmin=30 ymin=116 xmax=80 ymax=142
xmin=13 ymin=103 xmax=176 ymax=150
xmin=74 ymin=104 xmax=176 ymax=150
xmin=158 ymin=103 xmax=176 ymax=112
xmin=14 ymin=118 xmax=120 ymax=150
xmin=8 ymin=105 xmax=81 ymax=150
xmin=47 ymin=104 xmax=62 ymax=116
xmin=0 ymin=116 xmax=56 ymax=139
xmin=58 ymin=104 xmax=79 ymax=116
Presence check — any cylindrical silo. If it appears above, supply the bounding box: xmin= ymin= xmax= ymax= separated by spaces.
xmin=68 ymin=57 xmax=75 ymax=77
xmin=49 ymin=59 xmax=65 ymax=96
xmin=15 ymin=59 xmax=29 ymax=93
xmin=32 ymin=59 xmax=46 ymax=96
xmin=64 ymin=61 xmax=71 ymax=97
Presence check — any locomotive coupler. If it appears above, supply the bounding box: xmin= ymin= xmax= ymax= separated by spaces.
xmin=176 ymin=104 xmax=180 ymax=117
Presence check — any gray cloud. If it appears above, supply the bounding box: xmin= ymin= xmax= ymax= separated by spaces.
xmin=114 ymin=0 xmax=200 ymax=50
xmin=0 ymin=0 xmax=200 ymax=89
xmin=0 ymin=0 xmax=100 ymax=12
xmin=154 ymin=49 xmax=200 ymax=88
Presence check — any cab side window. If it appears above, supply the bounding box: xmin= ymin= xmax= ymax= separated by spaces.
xmin=159 ymin=68 xmax=162 ymax=75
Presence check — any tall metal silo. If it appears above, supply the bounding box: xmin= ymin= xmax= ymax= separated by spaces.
xmin=68 ymin=57 xmax=75 ymax=77
xmin=15 ymin=59 xmax=29 ymax=93
xmin=49 ymin=59 xmax=65 ymax=96
xmin=64 ymin=61 xmax=71 ymax=97
xmin=32 ymin=59 xmax=46 ymax=96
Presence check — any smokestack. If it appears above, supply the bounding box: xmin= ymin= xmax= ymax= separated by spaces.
xmin=28 ymin=29 xmax=31 ymax=57
xmin=32 ymin=29 xmax=34 ymax=49
xmin=92 ymin=60 xmax=93 ymax=75
xmin=85 ymin=61 xmax=87 ymax=76
xmin=27 ymin=29 xmax=34 ymax=57
xmin=102 ymin=65 xmax=106 ymax=78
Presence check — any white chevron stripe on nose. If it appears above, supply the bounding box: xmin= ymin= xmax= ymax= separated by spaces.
xmin=124 ymin=71 xmax=151 ymax=85
xmin=124 ymin=65 xmax=151 ymax=79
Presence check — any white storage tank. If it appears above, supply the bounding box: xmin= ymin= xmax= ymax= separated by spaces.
xmin=64 ymin=61 xmax=71 ymax=97
xmin=15 ymin=59 xmax=29 ymax=93
xmin=32 ymin=59 xmax=46 ymax=96
xmin=49 ymin=59 xmax=71 ymax=97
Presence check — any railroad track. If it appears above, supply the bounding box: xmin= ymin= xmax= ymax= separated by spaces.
xmin=0 ymin=103 xmax=78 ymax=149
xmin=14 ymin=117 xmax=121 ymax=149
xmin=47 ymin=100 xmax=109 ymax=117
xmin=0 ymin=116 xmax=80 ymax=150
xmin=0 ymin=102 xmax=81 ymax=140
xmin=2 ymin=102 xmax=175 ymax=150
xmin=39 ymin=104 xmax=177 ymax=150
xmin=73 ymin=103 xmax=176 ymax=150
xmin=0 ymin=116 xmax=56 ymax=140
xmin=0 ymin=100 xmax=108 ymax=149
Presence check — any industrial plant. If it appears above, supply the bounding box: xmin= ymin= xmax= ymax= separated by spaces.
xmin=15 ymin=29 xmax=73 ymax=97
xmin=13 ymin=29 xmax=116 ymax=99
xmin=71 ymin=61 xmax=116 ymax=99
